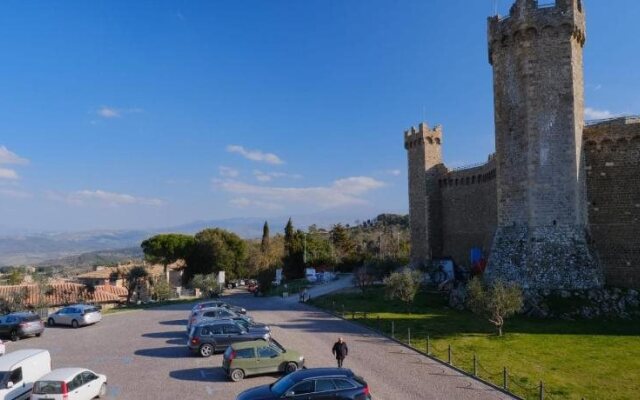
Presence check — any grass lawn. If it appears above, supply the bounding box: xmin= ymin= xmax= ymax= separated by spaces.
xmin=310 ymin=287 xmax=640 ymax=400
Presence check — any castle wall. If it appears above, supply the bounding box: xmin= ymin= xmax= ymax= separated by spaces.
xmin=439 ymin=159 xmax=498 ymax=267
xmin=584 ymin=118 xmax=640 ymax=288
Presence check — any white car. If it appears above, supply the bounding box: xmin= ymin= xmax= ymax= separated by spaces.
xmin=31 ymin=368 xmax=107 ymax=400
xmin=47 ymin=305 xmax=102 ymax=328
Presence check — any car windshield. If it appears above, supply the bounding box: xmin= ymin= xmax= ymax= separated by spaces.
xmin=33 ymin=381 xmax=63 ymax=394
xmin=270 ymin=375 xmax=295 ymax=396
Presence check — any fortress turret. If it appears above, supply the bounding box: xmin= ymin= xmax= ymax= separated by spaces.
xmin=405 ymin=122 xmax=444 ymax=265
xmin=486 ymin=0 xmax=602 ymax=289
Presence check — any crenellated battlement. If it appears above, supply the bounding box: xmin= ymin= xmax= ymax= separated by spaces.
xmin=488 ymin=0 xmax=585 ymax=64
xmin=404 ymin=122 xmax=443 ymax=150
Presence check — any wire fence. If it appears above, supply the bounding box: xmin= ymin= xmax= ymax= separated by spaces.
xmin=328 ymin=304 xmax=583 ymax=400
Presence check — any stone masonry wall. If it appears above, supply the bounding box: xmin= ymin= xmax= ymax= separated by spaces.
xmin=584 ymin=118 xmax=640 ymax=287
xmin=405 ymin=123 xmax=444 ymax=265
xmin=439 ymin=158 xmax=498 ymax=267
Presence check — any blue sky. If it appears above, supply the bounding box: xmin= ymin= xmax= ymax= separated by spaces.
xmin=0 ymin=0 xmax=638 ymax=232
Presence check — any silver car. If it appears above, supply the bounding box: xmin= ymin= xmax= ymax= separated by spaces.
xmin=47 ymin=305 xmax=102 ymax=328
xmin=187 ymin=307 xmax=239 ymax=332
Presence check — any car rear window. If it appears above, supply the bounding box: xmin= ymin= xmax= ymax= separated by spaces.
xmin=235 ymin=348 xmax=255 ymax=359
xmin=334 ymin=379 xmax=356 ymax=390
xmin=84 ymin=307 xmax=98 ymax=313
xmin=33 ymin=381 xmax=63 ymax=394
xmin=25 ymin=314 xmax=40 ymax=322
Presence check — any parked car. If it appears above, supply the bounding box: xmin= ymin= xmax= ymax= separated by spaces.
xmin=31 ymin=368 xmax=107 ymax=400
xmin=187 ymin=320 xmax=269 ymax=357
xmin=227 ymin=316 xmax=270 ymax=334
xmin=235 ymin=368 xmax=372 ymax=400
xmin=222 ymin=339 xmax=304 ymax=382
xmin=0 ymin=312 xmax=45 ymax=341
xmin=47 ymin=305 xmax=102 ymax=329
xmin=187 ymin=307 xmax=241 ymax=332
xmin=0 ymin=349 xmax=51 ymax=400
xmin=190 ymin=301 xmax=246 ymax=317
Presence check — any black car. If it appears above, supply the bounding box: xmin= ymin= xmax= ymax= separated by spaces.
xmin=236 ymin=368 xmax=372 ymax=400
xmin=0 ymin=312 xmax=45 ymax=341
xmin=188 ymin=320 xmax=270 ymax=357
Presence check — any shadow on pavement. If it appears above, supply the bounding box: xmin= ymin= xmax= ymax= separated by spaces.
xmin=169 ymin=368 xmax=229 ymax=382
xmin=142 ymin=331 xmax=186 ymax=339
xmin=159 ymin=319 xmax=188 ymax=326
xmin=166 ymin=338 xmax=186 ymax=345
xmin=135 ymin=346 xmax=193 ymax=359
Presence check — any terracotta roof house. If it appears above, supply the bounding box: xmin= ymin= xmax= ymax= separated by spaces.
xmin=0 ymin=283 xmax=123 ymax=313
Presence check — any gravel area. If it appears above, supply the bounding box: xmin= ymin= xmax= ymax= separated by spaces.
xmin=6 ymin=288 xmax=514 ymax=400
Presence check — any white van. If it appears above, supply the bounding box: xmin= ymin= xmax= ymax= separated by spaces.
xmin=0 ymin=349 xmax=51 ymax=400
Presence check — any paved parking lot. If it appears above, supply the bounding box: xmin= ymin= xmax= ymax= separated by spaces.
xmin=8 ymin=291 xmax=513 ymax=400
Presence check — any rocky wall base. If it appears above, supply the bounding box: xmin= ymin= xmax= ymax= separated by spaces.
xmin=486 ymin=225 xmax=604 ymax=290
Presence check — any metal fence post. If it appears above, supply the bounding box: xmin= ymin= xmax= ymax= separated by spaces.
xmin=352 ymin=311 xmax=355 ymax=320
xmin=408 ymin=328 xmax=411 ymax=346
xmin=377 ymin=316 xmax=380 ymax=332
xmin=539 ymin=381 xmax=544 ymax=400
xmin=341 ymin=304 xmax=345 ymax=317
xmin=503 ymin=367 xmax=508 ymax=390
xmin=426 ymin=335 xmax=430 ymax=355
xmin=391 ymin=321 xmax=395 ymax=339
xmin=332 ymin=301 xmax=335 ymax=312
xmin=448 ymin=345 xmax=452 ymax=365
xmin=473 ymin=354 xmax=477 ymax=377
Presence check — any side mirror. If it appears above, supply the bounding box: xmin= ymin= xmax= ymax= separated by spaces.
xmin=284 ymin=391 xmax=295 ymax=398
xmin=7 ymin=381 xmax=14 ymax=389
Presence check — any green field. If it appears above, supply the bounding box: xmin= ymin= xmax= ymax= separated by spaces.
xmin=310 ymin=287 xmax=640 ymax=400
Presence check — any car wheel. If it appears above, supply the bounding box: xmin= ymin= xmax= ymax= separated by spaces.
xmin=199 ymin=344 xmax=214 ymax=357
xmin=10 ymin=330 xmax=19 ymax=342
xmin=36 ymin=332 xmax=42 ymax=337
xmin=230 ymin=369 xmax=245 ymax=382
xmin=71 ymin=320 xmax=79 ymax=329
xmin=48 ymin=318 xmax=55 ymax=327
xmin=98 ymin=383 xmax=107 ymax=398
xmin=285 ymin=362 xmax=298 ymax=374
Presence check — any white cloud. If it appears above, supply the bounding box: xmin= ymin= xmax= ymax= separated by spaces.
xmin=219 ymin=166 xmax=240 ymax=178
xmin=229 ymin=197 xmax=283 ymax=211
xmin=0 ymin=146 xmax=29 ymax=165
xmin=215 ymin=176 xmax=385 ymax=209
xmin=226 ymin=145 xmax=284 ymax=165
xmin=0 ymin=188 xmax=31 ymax=199
xmin=0 ymin=168 xmax=19 ymax=180
xmin=585 ymin=107 xmax=617 ymax=120
xmin=98 ymin=106 xmax=120 ymax=118
xmin=386 ymin=169 xmax=401 ymax=176
xmin=253 ymin=170 xmax=302 ymax=182
xmin=97 ymin=106 xmax=143 ymax=119
xmin=47 ymin=189 xmax=164 ymax=207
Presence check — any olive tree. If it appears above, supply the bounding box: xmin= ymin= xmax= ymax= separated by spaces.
xmin=466 ymin=277 xmax=523 ymax=336
xmin=383 ymin=268 xmax=423 ymax=312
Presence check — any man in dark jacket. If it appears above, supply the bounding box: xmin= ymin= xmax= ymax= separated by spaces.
xmin=332 ymin=337 xmax=349 ymax=368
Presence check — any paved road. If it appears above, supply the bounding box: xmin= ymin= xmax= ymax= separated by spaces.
xmin=8 ymin=288 xmax=513 ymax=400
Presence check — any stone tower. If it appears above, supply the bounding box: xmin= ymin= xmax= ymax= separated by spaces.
xmin=404 ymin=123 xmax=444 ymax=266
xmin=486 ymin=0 xmax=603 ymax=288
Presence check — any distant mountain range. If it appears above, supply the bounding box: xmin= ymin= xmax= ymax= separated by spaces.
xmin=0 ymin=213 xmax=373 ymax=267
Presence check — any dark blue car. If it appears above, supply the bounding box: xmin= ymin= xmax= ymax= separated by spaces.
xmin=236 ymin=368 xmax=372 ymax=400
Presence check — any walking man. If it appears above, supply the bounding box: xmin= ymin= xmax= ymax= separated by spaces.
xmin=332 ymin=337 xmax=348 ymax=368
